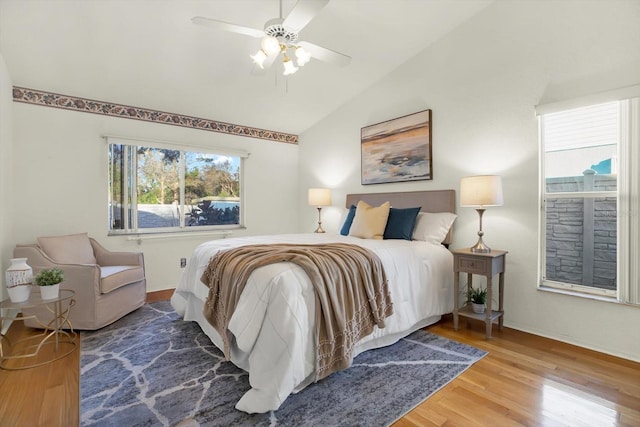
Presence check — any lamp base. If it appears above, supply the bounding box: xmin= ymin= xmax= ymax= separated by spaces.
xmin=470 ymin=236 xmax=491 ymax=253
xmin=314 ymin=207 xmax=326 ymax=233
xmin=470 ymin=208 xmax=491 ymax=253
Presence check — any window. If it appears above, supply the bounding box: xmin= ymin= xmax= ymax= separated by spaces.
xmin=108 ymin=138 xmax=244 ymax=234
xmin=539 ymin=96 xmax=639 ymax=304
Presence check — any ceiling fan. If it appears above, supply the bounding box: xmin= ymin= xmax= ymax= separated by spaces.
xmin=192 ymin=0 xmax=351 ymax=76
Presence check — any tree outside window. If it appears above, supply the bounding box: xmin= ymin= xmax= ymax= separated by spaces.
xmin=109 ymin=142 xmax=242 ymax=233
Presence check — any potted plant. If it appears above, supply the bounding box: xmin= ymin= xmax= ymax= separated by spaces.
xmin=35 ymin=268 xmax=64 ymax=300
xmin=468 ymin=286 xmax=487 ymax=314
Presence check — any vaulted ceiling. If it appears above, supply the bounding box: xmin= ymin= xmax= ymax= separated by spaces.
xmin=0 ymin=0 xmax=493 ymax=135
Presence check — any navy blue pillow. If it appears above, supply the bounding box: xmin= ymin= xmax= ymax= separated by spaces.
xmin=383 ymin=207 xmax=421 ymax=240
xmin=340 ymin=205 xmax=357 ymax=236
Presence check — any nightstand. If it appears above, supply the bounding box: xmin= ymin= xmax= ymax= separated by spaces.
xmin=452 ymin=248 xmax=507 ymax=339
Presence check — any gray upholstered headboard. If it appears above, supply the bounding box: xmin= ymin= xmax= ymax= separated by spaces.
xmin=345 ymin=190 xmax=456 ymax=245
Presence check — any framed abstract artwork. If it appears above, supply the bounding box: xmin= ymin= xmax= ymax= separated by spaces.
xmin=361 ymin=109 xmax=432 ymax=185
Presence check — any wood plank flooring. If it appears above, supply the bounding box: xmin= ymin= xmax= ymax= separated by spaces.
xmin=396 ymin=318 xmax=640 ymax=427
xmin=1 ymin=293 xmax=638 ymax=427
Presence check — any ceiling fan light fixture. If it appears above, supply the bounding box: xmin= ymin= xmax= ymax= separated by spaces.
xmin=261 ymin=35 xmax=281 ymax=56
xmin=295 ymin=46 xmax=311 ymax=66
xmin=192 ymin=0 xmax=351 ymax=77
xmin=282 ymin=55 xmax=298 ymax=76
xmin=250 ymin=49 xmax=267 ymax=69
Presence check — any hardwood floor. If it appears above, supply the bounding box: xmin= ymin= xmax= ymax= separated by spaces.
xmin=1 ymin=296 xmax=638 ymax=426
xmin=0 ymin=315 xmax=79 ymax=426
xmin=397 ymin=318 xmax=640 ymax=427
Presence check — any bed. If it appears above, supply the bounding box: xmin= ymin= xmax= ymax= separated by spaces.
xmin=170 ymin=190 xmax=456 ymax=414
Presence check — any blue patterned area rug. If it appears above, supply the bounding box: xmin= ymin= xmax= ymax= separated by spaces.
xmin=80 ymin=301 xmax=486 ymax=426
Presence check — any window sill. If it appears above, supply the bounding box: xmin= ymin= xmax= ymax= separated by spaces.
xmin=538 ymin=285 xmax=617 ymax=303
xmin=109 ymin=229 xmax=241 ymax=243
xmin=538 ymin=285 xmax=640 ymax=308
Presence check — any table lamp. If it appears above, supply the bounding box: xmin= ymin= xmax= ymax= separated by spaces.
xmin=308 ymin=188 xmax=331 ymax=233
xmin=460 ymin=175 xmax=503 ymax=253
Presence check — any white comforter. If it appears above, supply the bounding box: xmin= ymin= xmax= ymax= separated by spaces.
xmin=170 ymin=233 xmax=453 ymax=413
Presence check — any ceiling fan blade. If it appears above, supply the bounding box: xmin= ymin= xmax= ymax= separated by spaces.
xmin=298 ymin=41 xmax=351 ymax=67
xmin=191 ymin=16 xmax=264 ymax=38
xmin=282 ymin=0 xmax=329 ymax=32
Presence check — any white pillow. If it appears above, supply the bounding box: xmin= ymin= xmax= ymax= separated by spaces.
xmin=412 ymin=212 xmax=457 ymax=244
xmin=349 ymin=200 xmax=390 ymax=240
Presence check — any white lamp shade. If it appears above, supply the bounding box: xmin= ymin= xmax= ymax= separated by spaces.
xmin=283 ymin=57 xmax=298 ymax=76
xmin=460 ymin=175 xmax=504 ymax=207
xmin=295 ymin=46 xmax=311 ymax=66
xmin=261 ymin=36 xmax=281 ymax=56
xmin=250 ymin=50 xmax=267 ymax=68
xmin=308 ymin=188 xmax=331 ymax=206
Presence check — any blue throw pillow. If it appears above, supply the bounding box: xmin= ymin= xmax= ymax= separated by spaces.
xmin=340 ymin=205 xmax=357 ymax=236
xmin=383 ymin=207 xmax=421 ymax=240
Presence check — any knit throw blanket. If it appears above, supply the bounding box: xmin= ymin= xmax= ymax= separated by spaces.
xmin=201 ymin=243 xmax=393 ymax=381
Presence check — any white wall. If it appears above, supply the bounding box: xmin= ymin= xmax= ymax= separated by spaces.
xmin=298 ymin=0 xmax=640 ymax=361
xmin=0 ymin=53 xmax=13 ymax=302
xmin=11 ymin=103 xmax=300 ymax=292
xmin=4 ymin=0 xmax=640 ymax=362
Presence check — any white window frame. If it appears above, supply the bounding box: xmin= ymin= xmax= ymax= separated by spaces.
xmin=536 ymin=88 xmax=640 ymax=305
xmin=106 ymin=135 xmax=248 ymax=235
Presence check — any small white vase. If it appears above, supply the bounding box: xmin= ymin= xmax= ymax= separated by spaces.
xmin=40 ymin=284 xmax=60 ymax=300
xmin=5 ymin=258 xmax=33 ymax=303
xmin=7 ymin=285 xmax=32 ymax=303
xmin=472 ymin=302 xmax=485 ymax=314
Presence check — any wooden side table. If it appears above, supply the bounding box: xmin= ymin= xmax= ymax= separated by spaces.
xmin=452 ymin=248 xmax=507 ymax=339
xmin=0 ymin=289 xmax=77 ymax=369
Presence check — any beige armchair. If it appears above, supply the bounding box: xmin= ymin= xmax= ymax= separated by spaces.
xmin=13 ymin=233 xmax=146 ymax=330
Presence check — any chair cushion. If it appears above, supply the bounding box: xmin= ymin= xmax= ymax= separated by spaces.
xmin=37 ymin=233 xmax=97 ymax=264
xmin=100 ymin=265 xmax=145 ymax=294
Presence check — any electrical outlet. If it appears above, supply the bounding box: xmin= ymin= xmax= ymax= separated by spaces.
xmin=180 ymin=258 xmax=187 ymax=268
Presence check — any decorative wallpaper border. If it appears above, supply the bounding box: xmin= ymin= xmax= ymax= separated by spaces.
xmin=12 ymin=87 xmax=298 ymax=144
